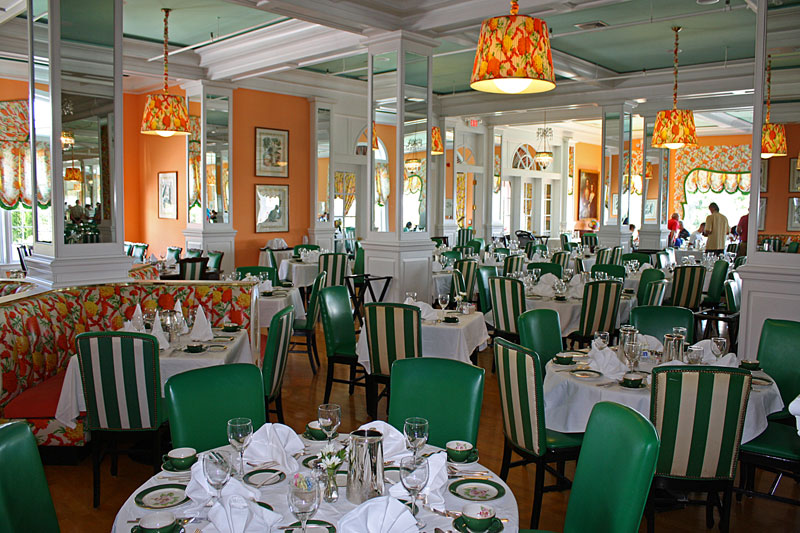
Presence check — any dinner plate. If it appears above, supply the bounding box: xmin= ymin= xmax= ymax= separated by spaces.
xmin=243 ymin=468 xmax=286 ymax=487
xmin=453 ymin=516 xmax=504 ymax=532
xmin=282 ymin=520 xmax=336 ymax=532
xmin=256 ymin=501 xmax=274 ymax=511
xmin=302 ymin=430 xmax=339 ymax=442
xmin=384 ymin=466 xmax=401 ymax=485
xmin=205 ymin=344 xmax=227 ymax=352
xmin=569 ymin=369 xmax=603 ymax=380
xmin=213 ymin=335 xmax=234 ymax=342
xmin=449 ymin=479 xmax=506 ymax=501
xmin=134 ymin=484 xmax=189 ymax=509
xmin=161 ymin=460 xmax=192 ymax=473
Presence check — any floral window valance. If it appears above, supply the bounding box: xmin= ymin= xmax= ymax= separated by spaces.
xmin=672 ymin=144 xmax=752 ymax=216
xmin=188 ymin=115 xmax=201 ymax=208
xmin=0 ymin=100 xmax=51 ymax=209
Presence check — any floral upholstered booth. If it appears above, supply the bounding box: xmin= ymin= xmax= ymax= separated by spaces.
xmin=128 ymin=263 xmax=161 ymax=280
xmin=0 ymin=280 xmax=259 ymax=447
xmin=0 ymin=279 xmax=35 ymax=297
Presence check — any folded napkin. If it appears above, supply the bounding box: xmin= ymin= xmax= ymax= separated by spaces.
xmin=639 ymin=334 xmax=663 ymax=352
xmin=530 ymin=283 xmax=555 ymax=298
xmin=538 ymin=273 xmax=559 ymax=287
xmin=389 ymin=451 xmax=448 ymax=509
xmin=338 ymin=496 xmax=418 ymax=533
xmin=357 ymin=420 xmax=410 ymax=462
xmin=208 ymin=495 xmax=282 ymax=533
xmin=174 ymin=300 xmax=189 ymax=334
xmin=568 ymin=275 xmax=582 ymax=287
xmin=267 ymin=238 xmax=288 ymax=249
xmin=567 ymin=283 xmax=584 ymax=300
xmin=431 ymin=260 xmax=443 ymax=273
xmin=121 ymin=321 xmax=139 ymax=333
xmin=403 ymin=298 xmax=439 ymax=321
xmin=129 ymin=304 xmax=144 ymax=331
xmin=150 ymin=311 xmax=170 ymax=350
xmin=258 ymin=280 xmax=273 ymax=292
xmin=185 ymin=456 xmax=259 ymax=507
xmin=190 ymin=306 xmax=214 ymax=342
xmin=691 ymin=339 xmax=738 ymax=366
xmin=242 ymin=423 xmax=304 ymax=473
xmin=638 ymin=263 xmax=652 ymax=271
xmin=587 ymin=340 xmax=628 ymax=380
xmin=531 ymin=252 xmax=545 ymax=262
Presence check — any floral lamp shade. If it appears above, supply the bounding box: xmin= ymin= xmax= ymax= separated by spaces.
xmin=141 ymin=93 xmax=190 ymax=137
xmin=431 ymin=126 xmax=444 ymax=155
xmin=64 ymin=168 xmax=82 ymax=181
xmin=372 ymin=121 xmax=379 ymax=151
xmin=470 ymin=2 xmax=555 ymax=94
xmin=652 ymin=109 xmax=697 ymax=150
xmin=761 ymin=123 xmax=787 ymax=159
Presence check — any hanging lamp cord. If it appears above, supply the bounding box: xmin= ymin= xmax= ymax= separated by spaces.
xmin=766 ymin=55 xmax=771 ymax=124
xmin=672 ymin=26 xmax=680 ymax=110
xmin=510 ymin=1 xmax=519 ymax=15
xmin=162 ymin=8 xmax=171 ymax=95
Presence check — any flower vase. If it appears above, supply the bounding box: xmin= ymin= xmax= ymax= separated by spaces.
xmin=323 ymin=470 xmax=339 ymax=503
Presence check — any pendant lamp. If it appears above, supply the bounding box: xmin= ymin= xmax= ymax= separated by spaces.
xmin=761 ymin=56 xmax=787 ymax=159
xmin=141 ymin=9 xmax=190 ymax=137
xmin=470 ymin=1 xmax=555 ymax=94
xmin=431 ymin=126 xmax=444 ymax=155
xmin=64 ymin=167 xmax=82 ymax=182
xmin=532 ymin=109 xmax=553 ymax=170
xmin=651 ymin=27 xmax=697 ymax=150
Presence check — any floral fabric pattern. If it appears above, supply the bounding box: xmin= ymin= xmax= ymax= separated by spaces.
xmin=672 ymin=144 xmax=752 ymax=216
xmin=652 ymin=109 xmax=697 ymax=149
xmin=141 ymin=94 xmax=190 ymax=135
xmin=128 ymin=264 xmax=160 ymax=280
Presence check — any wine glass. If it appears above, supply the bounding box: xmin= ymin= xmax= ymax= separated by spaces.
xmin=399 ymin=456 xmax=429 ymax=522
xmin=404 ymin=291 xmax=418 ymax=302
xmin=711 ymin=337 xmax=727 ymax=359
xmin=593 ymin=331 xmax=609 ymax=350
xmin=203 ymin=451 xmax=232 ymax=506
xmin=686 ymin=345 xmax=704 ymax=365
xmin=317 ymin=404 xmax=341 ymax=444
xmin=437 ymin=293 xmax=450 ymax=310
xmin=288 ymin=475 xmax=321 ymax=533
xmin=403 ymin=417 xmax=429 ymax=460
xmin=623 ymin=341 xmax=642 ymax=372
xmin=227 ymin=418 xmax=253 ymax=480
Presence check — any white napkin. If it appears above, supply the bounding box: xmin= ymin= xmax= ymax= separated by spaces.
xmin=174 ymin=300 xmax=189 ymax=334
xmin=691 ymin=340 xmax=738 ymax=366
xmin=121 ymin=321 xmax=138 ymax=333
xmin=208 ymin=495 xmax=282 ymax=533
xmin=356 ymin=421 xmax=410 ymax=462
xmin=639 ymin=334 xmax=663 ymax=352
xmin=788 ymin=396 xmax=800 ymax=436
xmin=531 ymin=283 xmax=555 ymax=298
xmin=150 ymin=311 xmax=170 ymax=350
xmin=258 ymin=280 xmax=273 ymax=292
xmin=568 ymin=275 xmax=582 ymax=287
xmin=587 ymin=340 xmax=628 ymax=380
xmin=185 ymin=456 xmax=259 ymax=507
xmin=639 ymin=263 xmax=652 ymax=271
xmin=242 ymin=423 xmax=304 ymax=473
xmin=431 ymin=260 xmax=443 ymax=273
xmin=403 ymin=298 xmax=439 ymax=321
xmin=538 ymin=273 xmax=558 ymax=287
xmin=190 ymin=306 xmax=214 ymax=342
xmin=389 ymin=451 xmax=449 ymax=509
xmin=567 ymin=283 xmax=584 ymax=300
xmin=338 ymin=496 xmax=418 ymax=533
xmin=165 ymin=255 xmax=176 ymax=267
xmin=531 ymin=252 xmax=545 ymax=262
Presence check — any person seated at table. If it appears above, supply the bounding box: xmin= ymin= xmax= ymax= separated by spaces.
xmin=629 ymin=223 xmax=639 ymax=250
xmin=404 ymin=221 xmax=414 ymax=232
xmin=688 ymin=223 xmax=705 ymax=249
xmin=674 ymin=220 xmax=690 ymax=247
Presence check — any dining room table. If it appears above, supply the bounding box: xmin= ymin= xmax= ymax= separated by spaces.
xmin=110 ymin=435 xmax=520 ymax=532
xmin=54 ymin=328 xmax=253 ymax=429
xmin=278 ymin=258 xmax=322 ymax=288
xmin=258 ymin=248 xmax=294 ymax=269
xmin=258 ymin=287 xmax=306 ymax=332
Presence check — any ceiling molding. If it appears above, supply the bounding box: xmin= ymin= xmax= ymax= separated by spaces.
xmin=0 ymin=0 xmax=25 ymax=26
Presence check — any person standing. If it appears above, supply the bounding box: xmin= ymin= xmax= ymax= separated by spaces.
xmin=736 ymin=212 xmax=749 ymax=257
xmin=703 ymin=202 xmax=730 ymax=255
xmin=667 ymin=212 xmax=680 ymax=245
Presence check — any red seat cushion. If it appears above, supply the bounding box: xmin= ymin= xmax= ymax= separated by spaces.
xmin=4 ymin=372 xmax=67 ymax=419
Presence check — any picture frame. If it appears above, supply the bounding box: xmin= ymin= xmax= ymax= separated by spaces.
xmin=157 ymin=171 xmax=178 ymax=219
xmin=255 ymin=128 xmax=289 ymax=177
xmin=255 ymin=184 xmax=289 ymax=232
xmin=611 ymin=194 xmax=619 ymax=217
xmin=789 ymin=159 xmax=800 ymax=193
xmin=644 ymin=199 xmax=657 ymax=221
xmin=788 ymin=198 xmax=800 ymax=232
xmin=578 ymin=170 xmax=599 ymax=219
xmin=760 ymin=159 xmax=768 ymax=192
xmin=758 ymin=198 xmax=766 ymax=231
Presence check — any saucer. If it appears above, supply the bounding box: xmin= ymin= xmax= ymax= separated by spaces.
xmin=453 ymin=515 xmax=504 ymax=532
xmin=447 ymin=448 xmax=479 ymax=465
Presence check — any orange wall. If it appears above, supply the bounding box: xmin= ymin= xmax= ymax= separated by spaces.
xmin=573 ymin=141 xmax=601 ymax=229
xmin=317 ymin=157 xmax=328 ymax=206
xmin=0 ymin=78 xmax=27 ymax=100
xmin=761 ymin=123 xmax=800 ymax=235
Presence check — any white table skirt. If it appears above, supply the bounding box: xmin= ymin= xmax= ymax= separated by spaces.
xmin=55 ymin=329 xmax=253 ymax=428
xmin=356 ymin=310 xmax=490 ymax=374
xmin=111 ymin=440 xmax=520 ymax=533
xmin=258 ymin=249 xmax=293 ymax=269
xmin=278 ymin=260 xmax=320 ymax=288
xmin=258 ymin=288 xmax=306 ymax=330
xmin=542 ymin=359 xmax=784 ymax=444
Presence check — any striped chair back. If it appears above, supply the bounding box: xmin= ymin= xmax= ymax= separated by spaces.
xmin=527 ymin=262 xmax=562 ymax=278
xmin=319 ymin=252 xmax=348 ymax=288
xmin=665 ymin=247 xmax=676 ymax=266
xmin=525 ymin=243 xmax=547 ymax=260
xmin=733 ymin=256 xmax=746 ymax=270
xmin=622 ymin=252 xmax=651 ymax=266
xmin=132 ymin=243 xmax=149 ymax=261
xmin=466 ymin=239 xmax=484 ymax=255
xmin=178 ymin=257 xmax=208 ymax=280
xmin=725 ymin=243 xmax=738 ymax=254
xmin=655 ymin=251 xmax=669 ymax=269
xmin=611 ymin=246 xmax=623 ymax=266
xmin=704 ymin=259 xmax=729 ymax=306
xmin=581 ymin=233 xmax=598 ymax=249
xmin=560 ymin=233 xmax=570 ymax=250
xmin=763 ymin=237 xmax=782 ymax=252
xmin=573 ymin=258 xmax=585 ymax=274
xmin=642 ymin=279 xmax=668 ymax=306
xmin=236 ymin=266 xmax=277 ymax=284
xmin=440 ymin=250 xmax=462 ymax=268
xmin=300 ymin=272 xmax=327 ymax=330
xmin=207 ymin=251 xmax=224 ymax=271
xmin=166 ymin=247 xmax=182 ymax=262
xmin=724 ymin=280 xmax=740 ymax=313
xmin=489 ymin=276 xmax=525 ymax=336
xmin=457 ymin=228 xmax=474 ymax=247
xmin=185 ymin=248 xmax=203 ymax=258
xmin=650 ymin=366 xmax=752 ymax=480
xmin=453 ymin=245 xmax=473 ymax=257
xmin=124 ymin=242 xmax=133 ymax=256
xmin=670 ymin=265 xmax=706 ymax=310
xmin=636 ymin=264 xmax=667 ymax=302
xmin=76 ymin=332 xmax=162 ymax=431
xmin=450 ymin=269 xmax=467 ymax=300
xmin=431 ymin=237 xmax=446 ymax=248
xmin=265 ymin=248 xmax=279 ymax=269
xmin=577 ymin=280 xmax=622 ymax=337
xmin=363 ymin=303 xmax=422 ymax=378
xmin=293 ymin=244 xmax=320 ymax=257
xmin=454 ymin=259 xmax=478 ymax=299
xmin=476 ymin=266 xmax=497 ymax=314
xmin=493 ymin=338 xmax=546 ymax=456
xmin=261 ymin=305 xmax=296 ymax=400
xmin=503 ymin=254 xmax=526 ymax=276
xmin=82 ymin=231 xmax=100 ymax=243
xmin=596 ymin=248 xmax=613 ymax=265
xmin=551 ymin=251 xmax=570 ymax=270
xmin=591 ymin=263 xmax=625 ymax=280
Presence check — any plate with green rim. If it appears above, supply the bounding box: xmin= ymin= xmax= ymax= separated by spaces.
xmin=570 ymin=369 xmax=603 ymax=380
xmin=243 ymin=468 xmax=286 ymax=487
xmin=384 ymin=466 xmax=401 ymax=484
xmin=256 ymin=501 xmax=274 ymax=511
xmin=213 ymin=335 xmax=234 ymax=342
xmin=302 ymin=455 xmax=320 ymax=469
xmin=130 ymin=523 xmax=184 ymax=533
xmin=449 ymin=478 xmax=506 ymax=501
xmin=302 ymin=430 xmax=338 ymax=442
xmin=205 ymin=344 xmax=227 ymax=352
xmin=453 ymin=515 xmax=504 ymax=532
xmin=182 ymin=345 xmax=206 ymax=354
xmin=161 ymin=460 xmax=193 ymax=473
xmin=134 ymin=484 xmax=189 ymax=509
xmin=618 ymin=380 xmax=648 ymax=389
xmin=282 ymin=520 xmax=336 ymax=532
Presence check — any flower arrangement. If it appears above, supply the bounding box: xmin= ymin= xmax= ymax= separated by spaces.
xmin=587 ymin=218 xmax=599 ymax=231
xmin=316 ymin=443 xmax=346 ymax=475
xmin=291 ymin=472 xmax=315 ymax=490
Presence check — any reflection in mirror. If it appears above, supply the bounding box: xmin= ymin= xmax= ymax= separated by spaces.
xmin=602 ymin=111 xmax=620 ymax=227
xmin=205 ymin=94 xmax=229 ymax=224
xmin=31 ymin=1 xmax=52 ymax=244
xmin=492 ymin=134 xmax=503 ymax=228
xmin=316 ymin=109 xmax=331 ymax=223
xmin=188 ymin=110 xmax=202 ymax=224
xmin=445 ymin=128 xmax=455 ymax=220
xmin=402 ymin=51 xmax=428 ymax=232
xmin=372 ymin=50 xmax=396 ymax=233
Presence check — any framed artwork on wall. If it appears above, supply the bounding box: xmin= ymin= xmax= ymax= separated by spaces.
xmin=758 ymin=198 xmax=766 ymax=231
xmin=789 ymin=159 xmax=800 ymax=193
xmin=158 ymin=171 xmax=178 ymax=219
xmin=578 ymin=170 xmax=599 ymax=219
xmin=760 ymin=159 xmax=768 ymax=192
xmin=644 ymin=199 xmax=657 ymax=221
xmin=788 ymin=198 xmax=800 ymax=232
xmin=611 ymin=194 xmax=619 ymax=217
xmin=255 ymin=184 xmax=289 ymax=232
xmin=255 ymin=128 xmax=289 ymax=177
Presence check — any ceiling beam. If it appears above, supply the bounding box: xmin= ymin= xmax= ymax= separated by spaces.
xmin=0 ymin=0 xmax=25 ymax=26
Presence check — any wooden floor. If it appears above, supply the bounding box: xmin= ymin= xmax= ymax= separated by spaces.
xmin=43 ymin=329 xmax=800 ymax=532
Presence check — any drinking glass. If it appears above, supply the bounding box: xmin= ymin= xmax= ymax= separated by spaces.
xmin=227 ymin=418 xmax=253 ymax=480
xmin=563 ymin=268 xmax=574 ymax=281
xmin=593 ymin=331 xmax=609 ymax=350
xmin=672 ymin=326 xmax=687 ymax=339
xmin=404 ymin=291 xmax=417 ymax=302
xmin=711 ymin=337 xmax=727 ymax=359
xmin=403 ymin=417 xmax=429 ymax=460
xmin=203 ymin=451 xmax=232 ymax=506
xmin=317 ymin=404 xmax=341 ymax=444
xmin=686 ymin=345 xmax=704 ymax=365
xmin=619 ymin=326 xmax=638 ymax=355
xmin=623 ymin=342 xmax=642 ymax=372
xmin=288 ymin=476 xmax=321 ymax=533
xmin=531 ymin=268 xmax=541 ymax=283
xmin=399 ymin=456 xmax=429 ymax=520
xmin=437 ymin=293 xmax=450 ymax=310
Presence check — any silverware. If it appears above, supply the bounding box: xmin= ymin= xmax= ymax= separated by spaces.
xmin=254 ymin=472 xmax=280 ymax=488
xmin=247 ymin=460 xmax=278 ymax=469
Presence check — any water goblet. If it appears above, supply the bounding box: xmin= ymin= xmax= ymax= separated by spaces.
xmin=672 ymin=327 xmax=687 ymax=347
xmin=403 ymin=417 xmax=429 ymax=460
xmin=437 ymin=293 xmax=450 ymax=310
xmin=203 ymin=451 xmax=232 ymax=506
xmin=594 ymin=331 xmax=609 ymax=350
xmin=404 ymin=291 xmax=417 ymax=302
xmin=686 ymin=345 xmax=704 ymax=365
xmin=317 ymin=404 xmax=341 ymax=444
xmin=711 ymin=337 xmax=727 ymax=359
xmin=399 ymin=456 xmax=429 ymax=523
xmin=623 ymin=341 xmax=642 ymax=372
xmin=288 ymin=474 xmax=321 ymax=533
xmin=531 ymin=268 xmax=541 ymax=283
xmin=227 ymin=418 xmax=253 ymax=480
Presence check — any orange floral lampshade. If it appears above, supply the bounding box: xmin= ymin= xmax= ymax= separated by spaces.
xmin=141 ymin=93 xmax=190 ymax=137
xmin=645 ymin=161 xmax=654 ymax=180
xmin=470 ymin=8 xmax=555 ymax=94
xmin=371 ymin=121 xmax=379 ymax=151
xmin=651 ymin=109 xmax=697 ymax=150
xmin=761 ymin=122 xmax=787 ymax=159
xmin=64 ymin=168 xmax=82 ymax=181
xmin=431 ymin=126 xmax=444 ymax=155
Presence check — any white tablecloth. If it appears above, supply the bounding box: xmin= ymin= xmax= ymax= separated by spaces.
xmin=356 ymin=310 xmax=490 ymax=374
xmin=278 ymin=260 xmax=320 ymax=288
xmin=258 ymin=249 xmax=293 ymax=269
xmin=258 ymin=288 xmax=306 ymax=331
xmin=111 ymin=441 xmax=520 ymax=532
xmin=624 ymin=270 xmax=711 ymax=294
xmin=55 ymin=329 xmax=253 ymax=428
xmin=543 ymin=359 xmax=784 ymax=444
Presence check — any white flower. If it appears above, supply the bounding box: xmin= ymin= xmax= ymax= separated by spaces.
xmin=321 ymin=456 xmax=342 ymax=470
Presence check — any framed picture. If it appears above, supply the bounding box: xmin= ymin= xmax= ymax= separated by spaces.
xmin=255 ymin=185 xmax=289 ymax=232
xmin=611 ymin=194 xmax=619 ymax=216
xmin=644 ymin=199 xmax=657 ymax=221
xmin=788 ymin=198 xmax=800 ymax=231
xmin=158 ymin=171 xmax=178 ymax=219
xmin=760 ymin=159 xmax=768 ymax=192
xmin=578 ymin=170 xmax=599 ymax=219
xmin=255 ymin=128 xmax=289 ymax=177
xmin=758 ymin=198 xmax=766 ymax=231
xmin=789 ymin=159 xmax=800 ymax=193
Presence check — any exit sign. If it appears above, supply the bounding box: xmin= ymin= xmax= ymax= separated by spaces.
xmin=469 ymin=119 xmax=479 ymax=127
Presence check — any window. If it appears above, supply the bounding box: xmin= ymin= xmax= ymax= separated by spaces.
xmin=1 ymin=206 xmax=33 ymax=264
xmin=544 ymin=183 xmax=552 ymax=232
xmin=502 ymin=181 xmax=512 ymax=234
xmin=523 ymin=182 xmax=534 ymax=231
xmin=512 ymin=144 xmax=537 ymax=170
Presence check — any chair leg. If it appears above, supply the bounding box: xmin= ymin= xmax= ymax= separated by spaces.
xmin=311 ymin=334 xmax=321 ymax=367
xmin=720 ymin=484 xmax=733 ymax=533
xmin=499 ymin=440 xmax=512 ymax=480
xmin=265 ymin=396 xmax=272 ymax=423
xmin=305 ymin=331 xmax=317 ymax=374
xmin=152 ymin=428 xmax=161 ymax=475
xmin=92 ymin=435 xmax=102 ymax=508
xmin=645 ymin=491 xmax=655 ymax=533
xmin=366 ymin=376 xmax=378 ymax=420
xmin=110 ymin=437 xmax=118 ymax=477
xmin=705 ymin=490 xmax=716 ymax=529
xmin=736 ymin=460 xmax=747 ymax=502
xmin=348 ymin=364 xmax=356 ymax=395
xmin=556 ymin=460 xmax=567 ymax=490
xmin=275 ymin=394 xmax=285 ymax=424
xmin=324 ymin=360 xmax=335 ymax=404
xmin=530 ymin=460 xmax=546 ymax=529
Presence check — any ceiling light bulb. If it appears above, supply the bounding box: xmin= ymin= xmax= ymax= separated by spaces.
xmin=490 ymin=78 xmax=534 ymax=94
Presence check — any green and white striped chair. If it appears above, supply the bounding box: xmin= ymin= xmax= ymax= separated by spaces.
xmin=566 ymin=280 xmax=623 ymax=348
xmin=621 ymin=252 xmax=651 ymax=266
xmin=476 ymin=266 xmax=497 ymax=315
xmin=166 ymin=246 xmax=182 ymax=262
xmin=263 ymin=248 xmax=279 ymax=269
xmin=595 ymin=247 xmax=613 ymax=265
xmin=611 ymin=245 xmax=623 ymax=266
xmin=733 ymin=256 xmax=746 ymax=270
xmin=525 ymin=241 xmax=547 ymax=260
xmin=363 ymin=303 xmax=422 ymax=419
xmin=319 ymin=252 xmax=348 ymax=288
xmin=185 ymin=248 xmax=203 ymax=258
xmin=642 ymin=279 xmax=668 ymax=306
xmin=467 ymin=238 xmax=484 ymax=256
xmin=236 ymin=266 xmax=277 ymax=283
xmin=488 ymin=276 xmax=525 ymax=341
xmin=668 ymin=265 xmax=706 ymax=310
xmin=551 ymin=251 xmax=570 ymax=272
xmin=503 ymin=254 xmax=526 ymax=276
xmin=132 ymin=243 xmax=149 ymax=262
xmin=456 ymin=228 xmax=474 ymax=247
xmin=573 ymin=257 xmax=585 ymax=274
xmin=454 ymin=259 xmax=478 ymax=302
xmin=527 ymin=261 xmax=562 ymax=278
xmin=289 ymin=272 xmax=325 ymax=374
xmin=591 ymin=263 xmax=625 ymax=280
xmin=431 ymin=237 xmax=446 ymax=248
xmin=262 ymin=305 xmax=295 ymax=424
xmin=560 ymin=233 xmax=570 ymax=250
xmin=655 ymin=251 xmax=669 ymax=269
xmin=123 ymin=242 xmax=134 ymax=256
xmin=76 ymin=332 xmax=167 ymax=507
xmin=319 ymin=286 xmax=368 ymax=403
xmin=636 ymin=268 xmax=666 ymax=304
xmin=450 ymin=269 xmax=467 ymax=303
xmin=293 ymin=243 xmax=319 ymax=258
xmin=581 ymin=232 xmax=598 ymax=250
xmin=440 ymin=250 xmax=462 ymax=269
xmin=494 ymin=339 xmax=583 ymax=529
xmin=453 ymin=245 xmax=473 ymax=258
xmin=645 ymin=366 xmax=752 ymax=533
xmin=207 ymin=251 xmax=224 ymax=271
xmin=699 ymin=259 xmax=729 ymax=310
xmin=178 ymin=257 xmax=208 ymax=280
xmin=494 ymin=247 xmax=511 ymax=259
